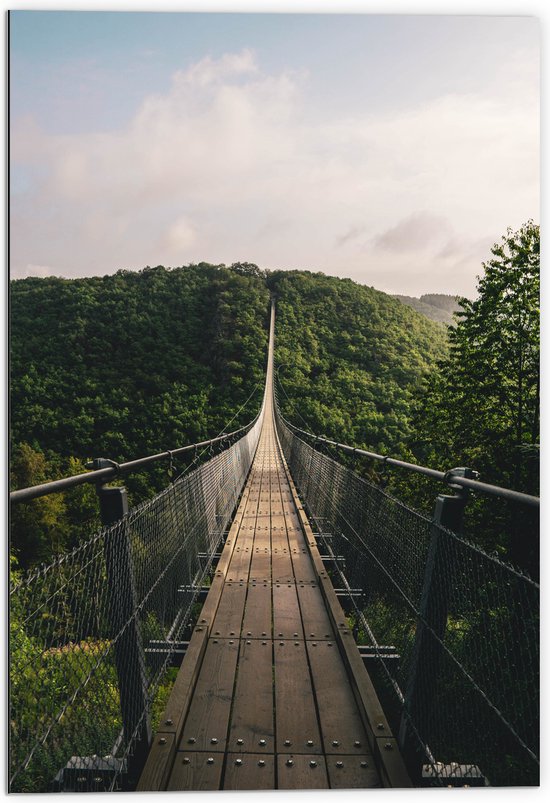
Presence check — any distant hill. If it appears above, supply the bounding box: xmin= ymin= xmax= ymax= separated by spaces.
xmin=392 ymin=293 xmax=461 ymax=326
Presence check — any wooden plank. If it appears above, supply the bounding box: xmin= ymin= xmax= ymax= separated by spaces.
xmin=225 ymin=544 xmax=253 ymax=582
xmin=326 ymin=755 xmax=381 ymax=789
xmin=228 ymin=639 xmax=274 ymax=752
xmin=274 ymin=640 xmax=322 ymax=754
xmin=296 ymin=582 xmax=335 ymax=640
xmin=223 ymin=753 xmax=275 ymax=790
xmin=167 ymin=752 xmax=223 ymax=791
xmin=306 ymin=640 xmax=371 ymax=754
xmin=277 ymin=754 xmax=329 ymax=789
xmin=241 ymin=582 xmax=272 ymax=638
xmin=289 ymin=545 xmax=317 ymax=582
xmin=211 ymin=581 xmax=247 ymax=637
xmin=272 ymin=582 xmax=303 ymax=640
xmin=249 ymin=547 xmax=272 ymax=581
xmin=136 ymin=732 xmax=176 ymax=791
xmin=178 ymin=639 xmax=239 ymax=752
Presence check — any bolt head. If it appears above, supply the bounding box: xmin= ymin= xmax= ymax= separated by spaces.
xmin=354 ymin=740 xmax=361 ymax=748
xmin=159 ymin=737 xmax=167 ymax=745
xmin=376 ymin=723 xmax=384 ymax=730
xmin=258 ymin=760 xmax=265 ymax=767
xmin=188 ymin=737 xmax=196 ymax=744
xmin=332 ymin=740 xmax=340 ymax=747
xmin=165 ymin=718 xmax=173 ymax=726
xmin=336 ymin=761 xmax=344 ymax=768
xmin=384 ymin=742 xmax=393 ymax=751
xmin=207 ymin=758 xmax=214 ymax=765
xmin=286 ymin=759 xmax=294 ymax=767
xmin=259 ymin=739 xmax=267 ymax=746
xmin=210 ymin=738 xmax=218 ymax=744
xmin=310 ymin=760 xmax=317 ymax=768
xmin=235 ymin=759 xmax=243 ymax=766
xmin=237 ymin=738 xmax=244 ymax=745
xmin=284 ymin=739 xmax=291 ymax=746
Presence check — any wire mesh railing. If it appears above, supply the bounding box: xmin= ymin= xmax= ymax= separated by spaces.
xmin=275 ymin=407 xmax=539 ymax=787
xmin=9 ymin=411 xmax=263 ymax=793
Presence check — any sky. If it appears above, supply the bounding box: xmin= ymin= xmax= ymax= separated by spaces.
xmin=9 ymin=6 xmax=540 ymax=297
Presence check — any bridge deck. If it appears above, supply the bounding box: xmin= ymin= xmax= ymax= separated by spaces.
xmin=138 ymin=307 xmax=410 ymax=791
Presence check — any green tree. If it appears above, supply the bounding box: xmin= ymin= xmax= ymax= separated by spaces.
xmin=412 ymin=221 xmax=539 ymax=571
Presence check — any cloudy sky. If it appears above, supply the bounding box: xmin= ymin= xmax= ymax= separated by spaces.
xmin=10 ymin=8 xmax=539 ymax=296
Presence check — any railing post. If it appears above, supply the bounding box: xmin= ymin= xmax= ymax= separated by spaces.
xmin=398 ymin=467 xmax=477 ymax=781
xmin=95 ymin=464 xmax=152 ymax=789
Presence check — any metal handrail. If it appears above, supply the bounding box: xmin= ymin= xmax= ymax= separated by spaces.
xmin=10 ymin=414 xmax=261 ymax=505
xmin=276 ymin=409 xmax=539 ymax=509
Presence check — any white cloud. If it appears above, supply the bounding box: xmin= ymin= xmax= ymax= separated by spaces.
xmin=10 ymin=47 xmax=539 ymax=295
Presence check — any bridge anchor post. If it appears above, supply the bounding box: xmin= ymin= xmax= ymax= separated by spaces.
xmin=95 ymin=467 xmax=152 ymax=789
xmin=398 ymin=467 xmax=477 ymax=783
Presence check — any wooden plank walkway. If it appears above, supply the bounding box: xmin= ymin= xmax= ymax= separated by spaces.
xmin=137 ymin=305 xmax=411 ymax=791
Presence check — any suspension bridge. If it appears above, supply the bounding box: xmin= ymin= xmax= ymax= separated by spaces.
xmin=9 ymin=301 xmax=539 ymax=792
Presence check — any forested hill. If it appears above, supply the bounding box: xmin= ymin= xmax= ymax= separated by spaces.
xmin=11 ymin=263 xmax=447 ymax=566
xmin=270 ymin=271 xmax=448 ymax=455
xmin=392 ymin=293 xmax=461 ymax=325
xmin=11 ymin=264 xmax=270 ymax=463
xmin=11 ymin=265 xmax=448 ymax=467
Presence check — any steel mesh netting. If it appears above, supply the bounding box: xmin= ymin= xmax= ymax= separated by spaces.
xmin=9 ymin=413 xmax=263 ymax=794
xmin=275 ymin=411 xmax=539 ymax=787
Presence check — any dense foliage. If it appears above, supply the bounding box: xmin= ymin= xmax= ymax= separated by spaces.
xmin=10 ymin=263 xmax=269 ymax=566
xmin=269 ymin=270 xmax=448 ymax=456
xmin=409 ymin=222 xmax=540 ymax=573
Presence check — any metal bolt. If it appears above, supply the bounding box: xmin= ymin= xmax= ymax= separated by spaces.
xmin=188 ymin=737 xmax=196 ymax=744
xmin=286 ymin=759 xmax=294 ymax=767
xmin=165 ymin=719 xmax=173 ymax=726
xmin=210 ymin=738 xmax=218 ymax=745
xmin=259 ymin=739 xmax=267 ymax=746
xmin=307 ymin=740 xmax=314 ymax=747
xmin=183 ymin=758 xmax=190 ymax=764
xmin=384 ymin=742 xmax=393 ymax=751
xmin=332 ymin=740 xmax=339 ymax=747
xmin=354 ymin=740 xmax=361 ymax=748
xmin=284 ymin=739 xmax=291 ymax=746
xmin=93 ymin=777 xmax=102 ymax=783
xmin=237 ymin=738 xmax=244 ymax=745
xmin=258 ymin=760 xmax=266 ymax=767
xmin=360 ymin=762 xmax=368 ymax=768
xmin=310 ymin=760 xmax=317 ymax=768
xmin=376 ymin=723 xmax=384 ymax=731
xmin=235 ymin=759 xmax=243 ymax=766
xmin=159 ymin=737 xmax=167 ymax=745
xmin=336 ymin=761 xmax=344 ymax=768
xmin=207 ymin=758 xmax=214 ymax=765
